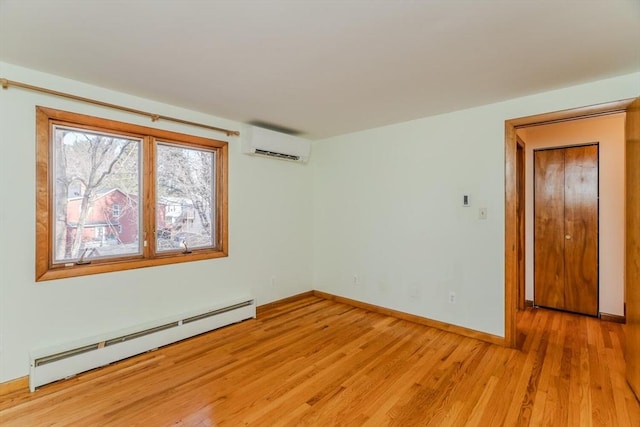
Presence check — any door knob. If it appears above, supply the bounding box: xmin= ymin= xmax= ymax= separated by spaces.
xmin=565 ymin=235 xmax=571 ymax=240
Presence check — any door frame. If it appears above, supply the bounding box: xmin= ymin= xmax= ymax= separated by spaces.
xmin=503 ymin=98 xmax=634 ymax=348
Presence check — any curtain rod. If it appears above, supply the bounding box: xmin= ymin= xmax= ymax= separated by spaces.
xmin=0 ymin=78 xmax=240 ymax=137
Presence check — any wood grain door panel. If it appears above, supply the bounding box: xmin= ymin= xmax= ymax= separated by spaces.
xmin=534 ymin=145 xmax=598 ymax=315
xmin=625 ymin=98 xmax=640 ymax=401
xmin=534 ymin=149 xmax=566 ymax=310
xmin=563 ymin=145 xmax=598 ymax=316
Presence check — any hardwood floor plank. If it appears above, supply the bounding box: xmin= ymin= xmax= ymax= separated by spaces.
xmin=1 ymin=298 xmax=638 ymax=426
xmin=464 ymin=374 xmax=500 ymax=427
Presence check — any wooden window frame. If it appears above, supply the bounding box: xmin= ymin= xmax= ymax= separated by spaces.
xmin=36 ymin=106 xmax=228 ymax=281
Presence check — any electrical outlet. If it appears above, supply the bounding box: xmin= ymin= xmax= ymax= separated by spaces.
xmin=448 ymin=291 xmax=456 ymax=304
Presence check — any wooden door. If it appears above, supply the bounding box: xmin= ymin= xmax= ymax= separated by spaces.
xmin=535 ymin=149 xmax=567 ymax=310
xmin=626 ymin=98 xmax=640 ymax=401
xmin=534 ymin=145 xmax=598 ymax=316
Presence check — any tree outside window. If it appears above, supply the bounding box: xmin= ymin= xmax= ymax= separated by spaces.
xmin=36 ymin=107 xmax=228 ymax=281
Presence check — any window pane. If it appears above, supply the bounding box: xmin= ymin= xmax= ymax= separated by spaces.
xmin=52 ymin=126 xmax=142 ymax=263
xmin=156 ymin=143 xmax=215 ymax=252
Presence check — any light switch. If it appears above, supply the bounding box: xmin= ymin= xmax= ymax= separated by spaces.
xmin=479 ymin=208 xmax=487 ymax=220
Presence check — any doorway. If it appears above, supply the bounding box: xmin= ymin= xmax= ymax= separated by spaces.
xmin=503 ymin=98 xmax=636 ymax=349
xmin=506 ymin=99 xmax=640 ymax=402
xmin=533 ymin=144 xmax=599 ymax=316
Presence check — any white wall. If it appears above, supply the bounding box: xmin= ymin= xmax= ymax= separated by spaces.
xmin=1 ymin=62 xmax=638 ymax=385
xmin=518 ymin=114 xmax=626 ymax=316
xmin=0 ymin=62 xmax=314 ymax=382
xmin=312 ymin=73 xmax=639 ymax=337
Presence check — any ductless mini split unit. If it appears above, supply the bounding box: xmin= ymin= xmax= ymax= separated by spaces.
xmin=242 ymin=126 xmax=311 ymax=162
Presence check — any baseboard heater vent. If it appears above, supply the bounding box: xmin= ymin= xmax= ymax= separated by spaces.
xmin=29 ymin=296 xmax=256 ymax=392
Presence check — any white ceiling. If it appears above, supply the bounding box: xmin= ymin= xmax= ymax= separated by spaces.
xmin=0 ymin=0 xmax=638 ymax=139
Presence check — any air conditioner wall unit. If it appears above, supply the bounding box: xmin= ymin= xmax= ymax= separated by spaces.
xmin=242 ymin=126 xmax=311 ymax=162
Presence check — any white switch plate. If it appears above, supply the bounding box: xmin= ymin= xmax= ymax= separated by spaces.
xmin=479 ymin=208 xmax=487 ymax=220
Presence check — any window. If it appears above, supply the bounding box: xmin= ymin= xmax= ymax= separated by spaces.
xmin=36 ymin=107 xmax=228 ymax=281
xmin=155 ymin=143 xmax=215 ymax=253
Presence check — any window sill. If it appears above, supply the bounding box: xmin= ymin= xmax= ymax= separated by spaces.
xmin=36 ymin=250 xmax=228 ymax=282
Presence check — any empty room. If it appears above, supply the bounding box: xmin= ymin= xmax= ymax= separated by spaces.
xmin=0 ymin=0 xmax=639 ymax=425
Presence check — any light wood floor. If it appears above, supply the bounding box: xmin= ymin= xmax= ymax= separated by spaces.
xmin=1 ymin=296 xmax=638 ymax=426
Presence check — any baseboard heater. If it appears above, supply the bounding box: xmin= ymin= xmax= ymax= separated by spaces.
xmin=29 ymin=296 xmax=256 ymax=392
